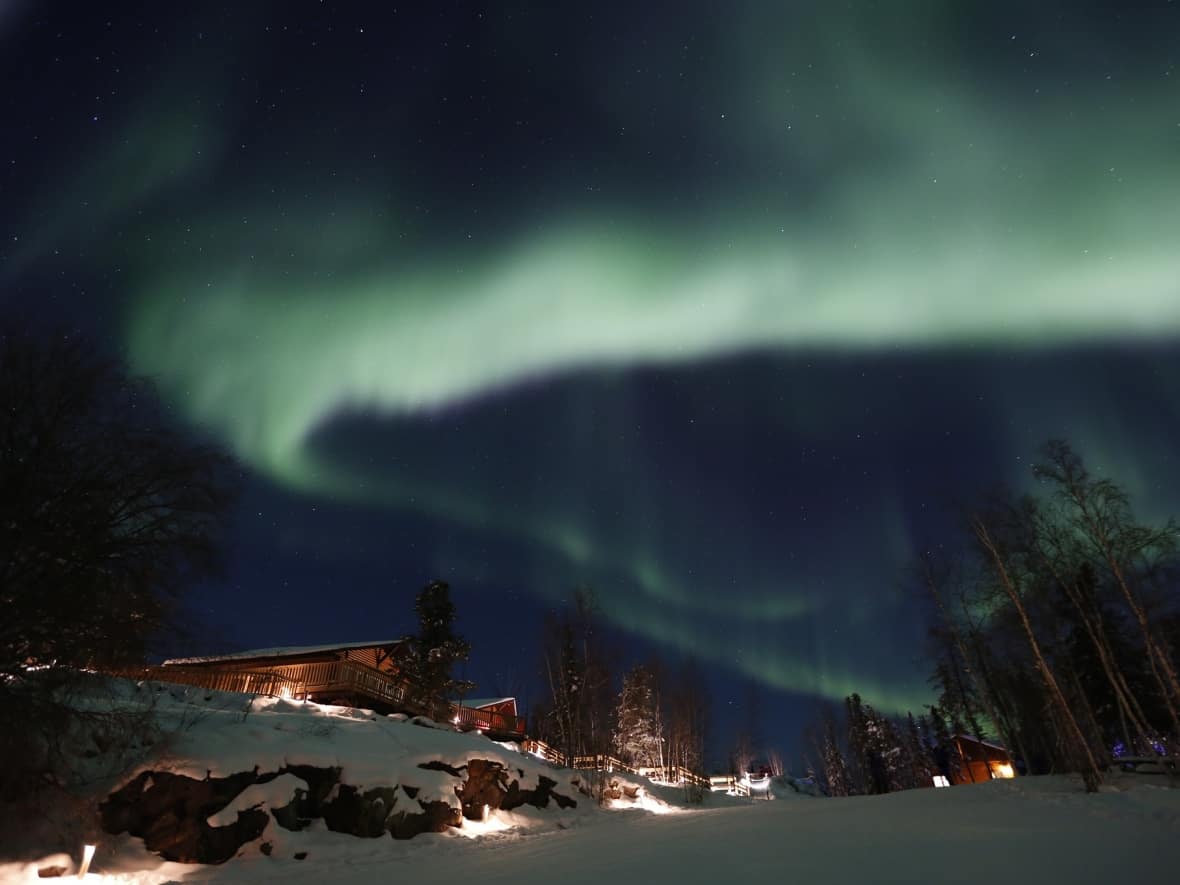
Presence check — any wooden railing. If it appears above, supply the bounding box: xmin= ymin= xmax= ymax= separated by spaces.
xmin=709 ymin=775 xmax=751 ymax=797
xmin=568 ymin=755 xmax=713 ymax=790
xmin=522 ymin=744 xmax=713 ymax=789
xmin=298 ymin=658 xmax=412 ymax=707
xmin=635 ymin=765 xmax=713 ymax=789
xmin=452 ymin=703 xmax=526 ymax=736
xmin=573 ymin=754 xmax=638 ymax=774
xmin=111 ymin=665 xmax=303 ymax=698
xmin=521 ymin=738 xmax=565 ymax=765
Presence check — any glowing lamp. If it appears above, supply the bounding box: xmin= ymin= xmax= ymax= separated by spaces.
xmin=78 ymin=844 xmax=96 ymax=879
xmin=991 ymin=762 xmax=1015 ymax=779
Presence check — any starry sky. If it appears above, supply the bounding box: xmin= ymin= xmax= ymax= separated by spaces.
xmin=2 ymin=1 xmax=1179 ymax=762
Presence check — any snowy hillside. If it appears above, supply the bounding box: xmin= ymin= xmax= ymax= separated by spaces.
xmin=2 ymin=678 xmax=1178 ymax=884
xmin=0 ymin=677 xmax=736 ymax=879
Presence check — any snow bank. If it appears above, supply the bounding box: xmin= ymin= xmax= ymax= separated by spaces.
xmin=8 ymin=678 xmax=1174 ymax=884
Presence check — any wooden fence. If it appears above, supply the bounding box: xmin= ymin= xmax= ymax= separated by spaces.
xmin=518 ymin=744 xmax=712 ymax=789
xmin=709 ymin=775 xmax=751 ymax=797
xmin=521 ymin=738 xmax=565 ymax=765
xmin=572 ymin=753 xmax=638 ymax=774
xmin=636 ymin=766 xmax=713 ymax=789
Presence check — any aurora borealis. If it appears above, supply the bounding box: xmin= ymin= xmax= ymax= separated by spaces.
xmin=3 ymin=2 xmax=1179 ymax=746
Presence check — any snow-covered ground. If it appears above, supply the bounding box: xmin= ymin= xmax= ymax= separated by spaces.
xmin=3 ymin=679 xmax=1178 ymax=884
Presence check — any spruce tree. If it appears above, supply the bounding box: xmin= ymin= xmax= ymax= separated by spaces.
xmin=613 ymin=665 xmax=664 ymax=768
xmin=407 ymin=580 xmax=472 ymax=711
xmin=927 ymin=704 xmax=961 ymax=784
xmin=904 ymin=712 xmax=936 ymax=788
xmin=845 ymin=693 xmax=872 ymax=793
xmin=820 ymin=711 xmax=851 ymax=797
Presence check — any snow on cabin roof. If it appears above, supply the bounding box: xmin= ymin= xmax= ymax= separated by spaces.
xmin=163 ymin=638 xmax=409 ymax=666
xmin=458 ymin=697 xmax=515 ymax=709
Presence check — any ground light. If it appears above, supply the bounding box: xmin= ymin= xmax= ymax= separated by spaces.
xmin=77 ymin=844 xmax=95 ymax=879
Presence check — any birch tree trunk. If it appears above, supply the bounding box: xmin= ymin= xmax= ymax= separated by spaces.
xmin=971 ymin=516 xmax=1103 ymax=791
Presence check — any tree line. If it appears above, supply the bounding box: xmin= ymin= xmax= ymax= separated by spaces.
xmin=528 ymin=589 xmax=712 ymax=799
xmin=804 ymin=440 xmax=1180 ymax=796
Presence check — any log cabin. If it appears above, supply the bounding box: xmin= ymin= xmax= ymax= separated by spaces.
xmin=951 ymin=734 xmax=1015 ymax=784
xmin=149 ymin=639 xmax=526 ymax=740
xmin=161 ymin=639 xmax=416 ymax=711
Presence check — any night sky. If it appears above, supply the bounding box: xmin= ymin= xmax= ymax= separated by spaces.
xmin=3 ymin=2 xmax=1179 ymax=762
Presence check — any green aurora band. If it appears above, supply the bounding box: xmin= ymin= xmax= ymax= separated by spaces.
xmin=23 ymin=2 xmax=1176 ymax=711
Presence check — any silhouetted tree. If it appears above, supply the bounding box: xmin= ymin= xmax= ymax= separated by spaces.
xmin=406 ymin=579 xmax=473 ymax=711
xmin=926 ymin=704 xmax=960 ymax=784
xmin=0 ymin=328 xmax=236 ymax=680
xmin=0 ymin=327 xmax=236 ymax=801
xmin=969 ymin=506 xmax=1103 ymax=791
xmin=901 ymin=712 xmax=936 ymax=790
xmin=540 ymin=588 xmax=615 ymax=772
xmin=819 ymin=708 xmax=851 ymax=797
xmin=1034 ymin=440 xmax=1180 ymax=741
xmin=664 ymin=657 xmax=709 ymax=800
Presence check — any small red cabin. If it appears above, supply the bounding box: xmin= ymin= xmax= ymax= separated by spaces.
xmin=951 ymin=734 xmax=1015 ymax=784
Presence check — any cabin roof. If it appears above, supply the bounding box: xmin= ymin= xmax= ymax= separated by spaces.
xmin=163 ymin=638 xmax=409 ymax=666
xmin=953 ymin=733 xmax=1008 ymax=753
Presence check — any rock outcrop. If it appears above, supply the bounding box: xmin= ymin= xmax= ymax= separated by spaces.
xmin=100 ymin=758 xmax=576 ymax=863
xmin=99 ymin=769 xmax=271 ymax=864
xmin=456 ymin=759 xmax=577 ymax=818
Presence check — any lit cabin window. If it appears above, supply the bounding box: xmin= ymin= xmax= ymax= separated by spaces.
xmin=932 ymin=775 xmax=950 ymax=788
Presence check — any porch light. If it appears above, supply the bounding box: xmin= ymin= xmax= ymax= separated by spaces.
xmin=78 ymin=844 xmax=96 ymax=879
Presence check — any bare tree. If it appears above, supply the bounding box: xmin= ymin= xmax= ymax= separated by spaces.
xmin=539 ymin=588 xmax=615 ymax=776
xmin=665 ymin=657 xmax=709 ymax=800
xmin=1034 ymin=440 xmax=1180 ymax=740
xmin=915 ymin=554 xmax=1014 ymax=752
xmin=970 ymin=510 xmax=1103 ymax=791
